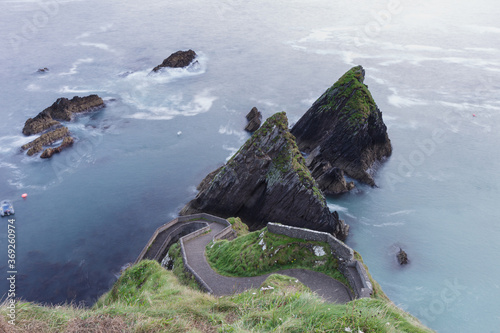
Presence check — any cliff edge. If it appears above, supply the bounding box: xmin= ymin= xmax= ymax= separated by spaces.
xmin=291 ymin=66 xmax=392 ymax=194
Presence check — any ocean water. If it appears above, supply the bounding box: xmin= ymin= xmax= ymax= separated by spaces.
xmin=0 ymin=0 xmax=499 ymax=332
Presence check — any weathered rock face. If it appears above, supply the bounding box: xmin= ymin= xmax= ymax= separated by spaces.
xmin=291 ymin=66 xmax=392 ymax=194
xmin=152 ymin=50 xmax=197 ymax=72
xmin=244 ymin=107 xmax=262 ymax=132
xmin=180 ymin=112 xmax=349 ymax=240
xmin=23 ymin=95 xmax=104 ymax=135
xmin=22 ymin=111 xmax=61 ymax=136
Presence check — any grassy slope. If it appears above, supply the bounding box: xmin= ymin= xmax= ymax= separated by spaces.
xmin=1 ymin=260 xmax=433 ymax=333
xmin=206 ymin=227 xmax=349 ymax=288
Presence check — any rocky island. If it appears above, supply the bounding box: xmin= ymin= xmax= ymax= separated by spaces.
xmin=21 ymin=95 xmax=104 ymax=158
xmin=152 ymin=49 xmax=197 ymax=72
xmin=180 ymin=112 xmax=349 ymax=240
xmin=244 ymin=107 xmax=262 ymax=132
xmin=291 ymin=66 xmax=392 ymax=194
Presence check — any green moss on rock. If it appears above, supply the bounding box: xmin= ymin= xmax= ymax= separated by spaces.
xmin=317 ymin=66 xmax=376 ymax=129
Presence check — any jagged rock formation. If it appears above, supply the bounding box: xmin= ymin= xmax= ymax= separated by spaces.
xmin=40 ymin=137 xmax=74 ymax=159
xmin=244 ymin=107 xmax=262 ymax=132
xmin=291 ymin=66 xmax=392 ymax=194
xmin=21 ymin=95 xmax=104 ymax=158
xmin=23 ymin=95 xmax=104 ymax=135
xmin=152 ymin=50 xmax=197 ymax=72
xmin=21 ymin=126 xmax=70 ymax=156
xmin=397 ymin=248 xmax=409 ymax=265
xmin=180 ymin=112 xmax=349 ymax=240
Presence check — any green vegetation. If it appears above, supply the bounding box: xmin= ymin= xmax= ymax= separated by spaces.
xmin=0 ymin=260 xmax=434 ymax=332
xmin=206 ymin=227 xmax=349 ymax=287
xmin=167 ymin=243 xmax=200 ymax=290
xmin=227 ymin=217 xmax=249 ymax=237
xmin=318 ymin=66 xmax=378 ymax=129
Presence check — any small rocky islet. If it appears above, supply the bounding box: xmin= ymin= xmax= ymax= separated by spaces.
xmin=152 ymin=49 xmax=198 ymax=72
xmin=291 ymin=65 xmax=392 ymax=195
xmin=182 ymin=65 xmax=392 ymax=240
xmin=21 ymin=95 xmax=104 ymax=158
xmin=244 ymin=107 xmax=262 ymax=132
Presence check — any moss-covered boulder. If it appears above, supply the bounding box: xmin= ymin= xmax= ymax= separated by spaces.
xmin=291 ymin=66 xmax=392 ymax=194
xmin=180 ymin=112 xmax=349 ymax=240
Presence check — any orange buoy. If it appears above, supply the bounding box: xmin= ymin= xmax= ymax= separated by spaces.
xmin=21 ymin=193 xmax=28 ymax=199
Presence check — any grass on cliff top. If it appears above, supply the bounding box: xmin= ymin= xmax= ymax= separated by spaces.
xmin=318 ymin=65 xmax=378 ymax=128
xmin=228 ymin=217 xmax=250 ymax=237
xmin=1 ymin=260 xmax=434 ymax=333
xmin=206 ymin=227 xmax=349 ymax=287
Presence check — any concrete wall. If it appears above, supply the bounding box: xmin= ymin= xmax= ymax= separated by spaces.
xmin=136 ymin=213 xmax=232 ymax=294
xmin=267 ymin=222 xmax=354 ymax=261
xmin=137 ymin=214 xmax=372 ymax=299
xmin=136 ymin=213 xmax=234 ymax=264
xmin=267 ymin=222 xmax=372 ymax=299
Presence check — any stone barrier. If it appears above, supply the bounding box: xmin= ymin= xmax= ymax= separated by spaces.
xmin=136 ymin=213 xmax=234 ymax=264
xmin=267 ymin=222 xmax=372 ymax=298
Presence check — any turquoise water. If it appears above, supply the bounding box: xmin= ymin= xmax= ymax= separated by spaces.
xmin=1 ymin=0 xmax=499 ymax=331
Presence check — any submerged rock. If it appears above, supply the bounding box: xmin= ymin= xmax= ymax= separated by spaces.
xmin=397 ymin=248 xmax=409 ymax=265
xmin=23 ymin=95 xmax=104 ymax=135
xmin=152 ymin=49 xmax=197 ymax=72
xmin=180 ymin=112 xmax=349 ymax=240
xmin=291 ymin=66 xmax=392 ymax=194
xmin=244 ymin=107 xmax=262 ymax=132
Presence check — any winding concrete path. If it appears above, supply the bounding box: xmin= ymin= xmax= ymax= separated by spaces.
xmin=183 ymin=222 xmax=353 ymax=304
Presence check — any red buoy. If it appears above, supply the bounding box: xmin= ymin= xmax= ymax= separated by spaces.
xmin=22 ymin=193 xmax=28 ymax=199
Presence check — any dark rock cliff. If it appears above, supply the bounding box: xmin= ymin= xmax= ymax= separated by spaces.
xmin=180 ymin=112 xmax=349 ymax=240
xmin=291 ymin=66 xmax=392 ymax=194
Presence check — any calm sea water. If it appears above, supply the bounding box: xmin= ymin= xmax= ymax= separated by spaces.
xmin=1 ymin=0 xmax=499 ymax=332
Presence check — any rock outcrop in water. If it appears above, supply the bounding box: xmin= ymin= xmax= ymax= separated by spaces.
xmin=21 ymin=126 xmax=70 ymax=156
xmin=180 ymin=112 xmax=349 ymax=240
xmin=21 ymin=95 xmax=104 ymax=158
xmin=152 ymin=49 xmax=197 ymax=72
xmin=244 ymin=107 xmax=262 ymax=132
xmin=40 ymin=136 xmax=74 ymax=159
xmin=23 ymin=95 xmax=104 ymax=135
xmin=397 ymin=248 xmax=409 ymax=265
xmin=291 ymin=66 xmax=392 ymax=194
